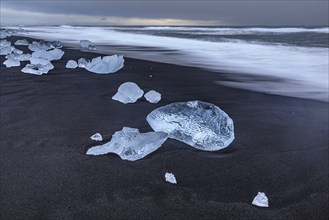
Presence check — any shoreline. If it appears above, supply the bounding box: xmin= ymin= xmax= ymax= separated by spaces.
xmin=1 ymin=36 xmax=328 ymax=220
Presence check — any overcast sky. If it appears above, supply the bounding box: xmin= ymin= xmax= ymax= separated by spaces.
xmin=1 ymin=0 xmax=328 ymax=26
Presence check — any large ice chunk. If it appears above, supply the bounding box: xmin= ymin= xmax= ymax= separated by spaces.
xmin=144 ymin=90 xmax=161 ymax=103
xmin=80 ymin=40 xmax=96 ymax=50
xmin=252 ymin=192 xmax=269 ymax=207
xmin=165 ymin=172 xmax=177 ymax=184
xmin=15 ymin=39 xmax=30 ymax=46
xmin=146 ymin=101 xmax=234 ymax=151
xmin=86 ymin=127 xmax=168 ymax=161
xmin=112 ymin=82 xmax=144 ymax=104
xmin=21 ymin=63 xmax=54 ymax=75
xmin=31 ymin=48 xmax=64 ymax=61
xmin=84 ymin=55 xmax=124 ymax=74
xmin=66 ymin=60 xmax=78 ymax=69
xmin=0 ymin=40 xmax=12 ymax=55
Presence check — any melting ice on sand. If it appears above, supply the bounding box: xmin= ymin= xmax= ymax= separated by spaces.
xmin=252 ymin=192 xmax=269 ymax=208
xmin=21 ymin=63 xmax=54 ymax=75
xmin=86 ymin=127 xmax=168 ymax=161
xmin=66 ymin=60 xmax=78 ymax=69
xmin=112 ymin=82 xmax=144 ymax=104
xmin=15 ymin=39 xmax=30 ymax=46
xmin=147 ymin=101 xmax=234 ymax=151
xmin=165 ymin=172 xmax=177 ymax=184
xmin=84 ymin=55 xmax=124 ymax=74
xmin=90 ymin=133 xmax=103 ymax=141
xmin=144 ymin=90 xmax=161 ymax=103
xmin=80 ymin=40 xmax=96 ymax=50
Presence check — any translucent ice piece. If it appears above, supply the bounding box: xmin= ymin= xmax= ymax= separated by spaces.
xmin=252 ymin=192 xmax=269 ymax=208
xmin=0 ymin=46 xmax=12 ymax=55
xmin=112 ymin=82 xmax=144 ymax=104
xmin=86 ymin=127 xmax=168 ymax=161
xmin=0 ymin=30 xmax=12 ymax=39
xmin=31 ymin=48 xmax=64 ymax=61
xmin=15 ymin=39 xmax=30 ymax=46
xmin=84 ymin=55 xmax=124 ymax=74
xmin=21 ymin=63 xmax=54 ymax=75
xmin=90 ymin=133 xmax=103 ymax=141
xmin=66 ymin=60 xmax=78 ymax=69
xmin=80 ymin=40 xmax=96 ymax=50
xmin=78 ymin=58 xmax=89 ymax=68
xmin=144 ymin=90 xmax=161 ymax=103
xmin=146 ymin=101 xmax=234 ymax=151
xmin=3 ymin=58 xmax=20 ymax=67
xmin=165 ymin=172 xmax=177 ymax=184
xmin=6 ymin=53 xmax=31 ymax=61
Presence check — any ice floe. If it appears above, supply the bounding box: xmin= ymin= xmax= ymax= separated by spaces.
xmin=112 ymin=82 xmax=144 ymax=104
xmin=252 ymin=192 xmax=269 ymax=208
xmin=165 ymin=172 xmax=177 ymax=184
xmin=66 ymin=60 xmax=78 ymax=69
xmin=15 ymin=39 xmax=30 ymax=46
xmin=21 ymin=63 xmax=54 ymax=75
xmin=80 ymin=40 xmax=96 ymax=50
xmin=84 ymin=55 xmax=124 ymax=74
xmin=90 ymin=133 xmax=103 ymax=141
xmin=86 ymin=127 xmax=168 ymax=161
xmin=144 ymin=90 xmax=161 ymax=103
xmin=147 ymin=101 xmax=234 ymax=151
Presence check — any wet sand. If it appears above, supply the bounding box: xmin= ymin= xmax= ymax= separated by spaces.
xmin=0 ymin=37 xmax=328 ymax=220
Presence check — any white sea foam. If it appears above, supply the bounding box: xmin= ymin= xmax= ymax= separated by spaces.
xmin=9 ymin=26 xmax=329 ymax=101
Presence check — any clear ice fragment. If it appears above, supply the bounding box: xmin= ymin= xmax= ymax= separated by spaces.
xmin=112 ymin=82 xmax=144 ymax=104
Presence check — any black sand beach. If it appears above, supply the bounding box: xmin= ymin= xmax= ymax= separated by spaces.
xmin=1 ymin=37 xmax=328 ymax=220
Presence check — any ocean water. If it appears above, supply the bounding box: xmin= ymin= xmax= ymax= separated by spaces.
xmin=9 ymin=26 xmax=329 ymax=101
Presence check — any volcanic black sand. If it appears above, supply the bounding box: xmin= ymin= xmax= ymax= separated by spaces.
xmin=1 ymin=37 xmax=328 ymax=220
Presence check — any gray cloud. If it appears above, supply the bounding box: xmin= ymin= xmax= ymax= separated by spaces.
xmin=1 ymin=0 xmax=328 ymax=26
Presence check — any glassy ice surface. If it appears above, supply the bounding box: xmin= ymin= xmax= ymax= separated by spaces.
xmin=165 ymin=172 xmax=177 ymax=184
xmin=86 ymin=127 xmax=168 ymax=161
xmin=147 ymin=101 xmax=234 ymax=151
xmin=21 ymin=63 xmax=54 ymax=75
xmin=15 ymin=39 xmax=30 ymax=46
xmin=112 ymin=82 xmax=144 ymax=104
xmin=31 ymin=48 xmax=64 ymax=61
xmin=6 ymin=53 xmax=31 ymax=61
xmin=29 ymin=57 xmax=52 ymax=65
xmin=84 ymin=55 xmax=124 ymax=74
xmin=28 ymin=40 xmax=63 ymax=51
xmin=78 ymin=58 xmax=89 ymax=68
xmin=90 ymin=133 xmax=103 ymax=141
xmin=66 ymin=60 xmax=78 ymax=69
xmin=252 ymin=192 xmax=269 ymax=208
xmin=144 ymin=90 xmax=161 ymax=103
xmin=3 ymin=58 xmax=20 ymax=67
xmin=80 ymin=40 xmax=96 ymax=50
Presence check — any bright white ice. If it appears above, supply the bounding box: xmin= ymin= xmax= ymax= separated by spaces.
xmin=112 ymin=82 xmax=144 ymax=104
xmin=165 ymin=172 xmax=177 ymax=184
xmin=252 ymin=192 xmax=269 ymax=208
xmin=90 ymin=133 xmax=103 ymax=141
xmin=144 ymin=90 xmax=161 ymax=103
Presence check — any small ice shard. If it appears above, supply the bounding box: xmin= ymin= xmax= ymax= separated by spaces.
xmin=146 ymin=101 xmax=234 ymax=151
xmin=112 ymin=82 xmax=144 ymax=104
xmin=15 ymin=39 xmax=29 ymax=46
xmin=165 ymin=172 xmax=177 ymax=184
xmin=21 ymin=63 xmax=54 ymax=75
xmin=78 ymin=58 xmax=89 ymax=68
xmin=66 ymin=60 xmax=78 ymax=69
xmin=84 ymin=55 xmax=124 ymax=74
xmin=31 ymin=48 xmax=64 ymax=61
xmin=80 ymin=40 xmax=96 ymax=50
xmin=86 ymin=127 xmax=168 ymax=161
xmin=90 ymin=133 xmax=103 ymax=141
xmin=144 ymin=90 xmax=161 ymax=103
xmin=252 ymin=192 xmax=269 ymax=208
xmin=3 ymin=58 xmax=20 ymax=67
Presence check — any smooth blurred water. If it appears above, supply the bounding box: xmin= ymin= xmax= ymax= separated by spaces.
xmin=8 ymin=26 xmax=329 ymax=101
